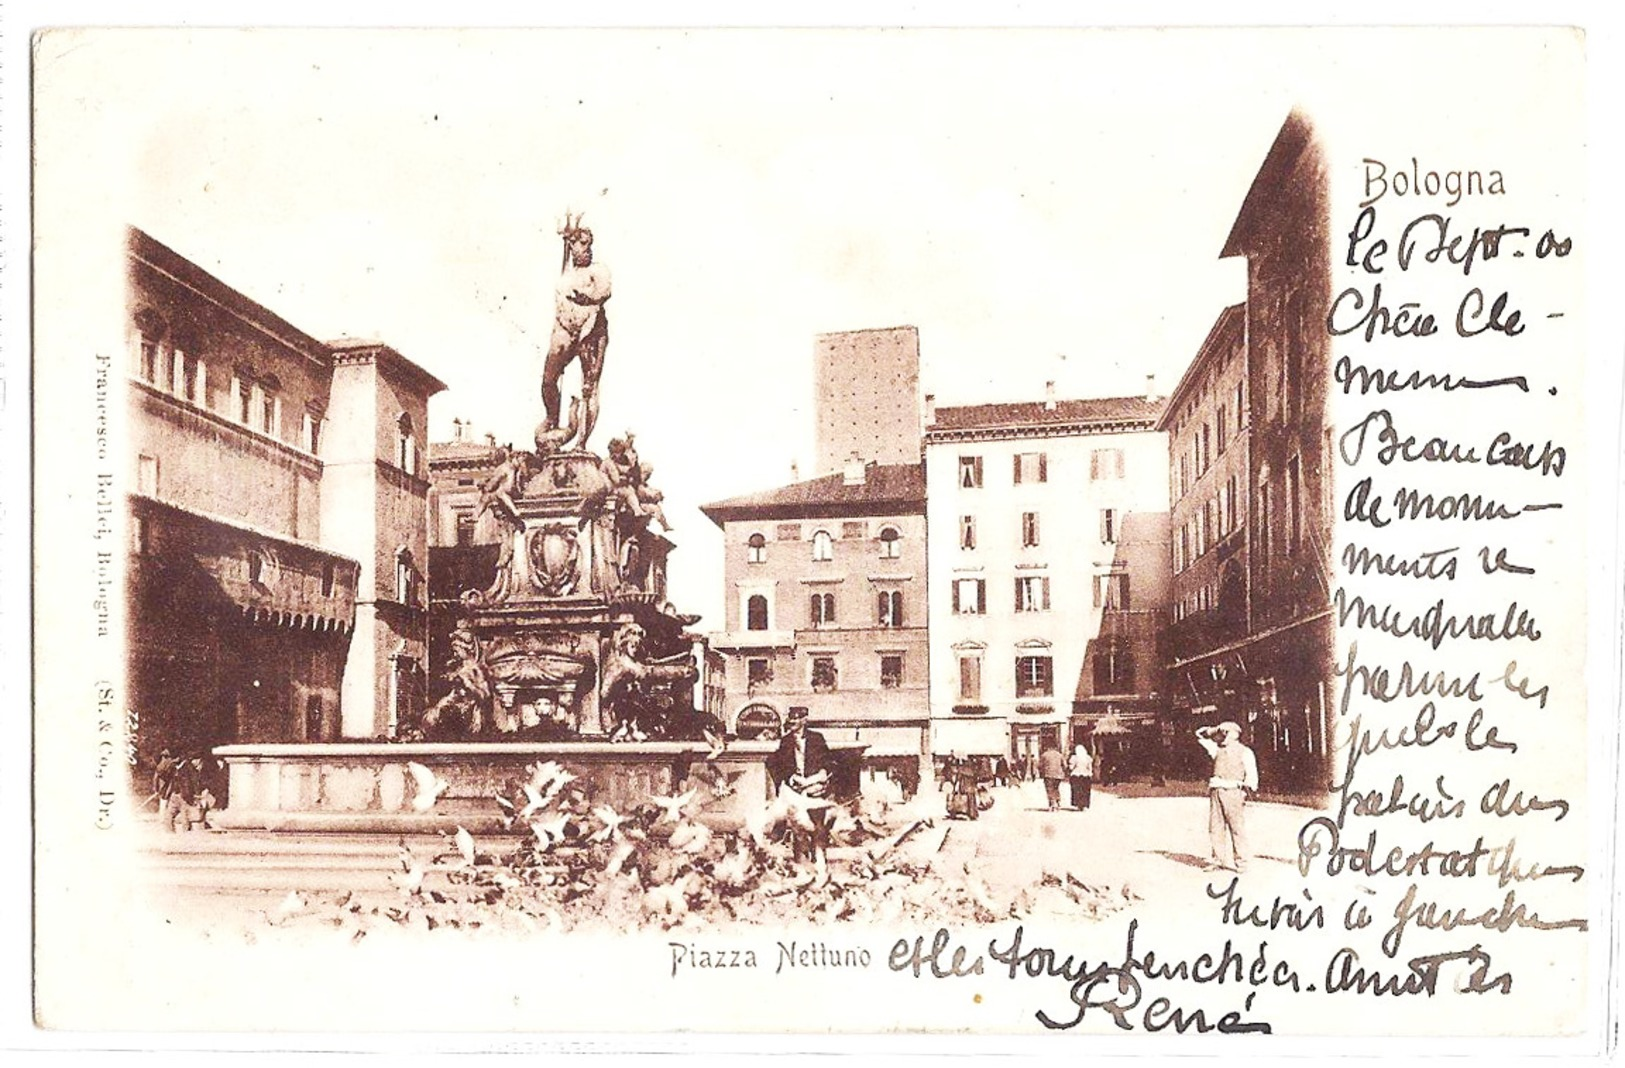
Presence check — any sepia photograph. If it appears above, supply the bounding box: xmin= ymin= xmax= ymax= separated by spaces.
xmin=21 ymin=18 xmax=1614 ymax=1050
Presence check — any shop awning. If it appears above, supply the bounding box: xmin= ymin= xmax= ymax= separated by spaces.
xmin=931 ymin=716 xmax=1008 ymax=756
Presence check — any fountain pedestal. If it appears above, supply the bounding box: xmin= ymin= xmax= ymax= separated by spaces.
xmin=212 ymin=740 xmax=795 ymax=833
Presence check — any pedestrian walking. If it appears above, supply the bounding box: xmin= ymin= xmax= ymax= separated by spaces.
xmin=1196 ymin=722 xmax=1258 ymax=872
xmin=1068 ymin=743 xmax=1093 ymax=810
xmin=1038 ymin=743 xmax=1065 ymax=811
xmin=945 ymin=754 xmax=983 ymax=821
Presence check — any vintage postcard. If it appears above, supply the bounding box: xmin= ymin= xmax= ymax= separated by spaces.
xmin=24 ymin=22 xmax=1618 ymax=1050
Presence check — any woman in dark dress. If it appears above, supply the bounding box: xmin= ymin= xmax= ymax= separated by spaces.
xmin=945 ymin=754 xmax=982 ymax=820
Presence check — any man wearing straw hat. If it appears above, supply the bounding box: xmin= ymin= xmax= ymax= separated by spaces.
xmin=1195 ymin=721 xmax=1258 ymax=872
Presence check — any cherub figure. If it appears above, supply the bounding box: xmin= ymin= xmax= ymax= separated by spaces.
xmin=477 ymin=446 xmax=532 ymax=603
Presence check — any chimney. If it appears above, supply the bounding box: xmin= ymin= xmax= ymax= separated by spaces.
xmin=1044 ymin=380 xmax=1057 ymax=411
xmin=452 ymin=418 xmax=466 ymax=442
xmin=1145 ymin=373 xmax=1158 ymax=402
xmin=923 ymin=392 xmax=936 ymax=430
xmin=843 ymin=452 xmax=868 ymax=487
xmin=484 ymin=432 xmax=497 ymax=447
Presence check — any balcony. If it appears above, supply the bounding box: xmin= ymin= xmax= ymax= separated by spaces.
xmin=710 ymin=629 xmax=796 ymax=652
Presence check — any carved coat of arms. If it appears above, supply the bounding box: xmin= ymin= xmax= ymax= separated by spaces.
xmin=528 ymin=523 xmax=581 ymax=597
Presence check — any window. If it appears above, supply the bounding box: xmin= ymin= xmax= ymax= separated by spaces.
xmin=131 ymin=514 xmax=149 ymax=555
xmin=260 ymin=383 xmax=280 ymax=437
xmin=959 ymin=515 xmax=976 ymax=550
xmin=877 ymin=589 xmax=904 ymax=628
xmin=1236 ymin=381 xmax=1247 ymax=430
xmin=1100 ymin=509 xmax=1117 ymax=544
xmin=809 ymin=591 xmax=836 ymax=627
xmin=746 ymin=532 xmax=767 ymax=564
xmin=775 ymin=523 xmax=801 ymax=541
xmin=1259 ymin=479 xmax=1274 ymax=562
xmin=1216 ymin=406 xmax=1229 ymax=454
xmin=396 ymin=549 xmax=419 ymax=606
xmin=136 ymin=335 xmax=160 ymax=384
xmin=746 ymin=594 xmax=769 ymax=631
xmin=247 ymin=551 xmax=264 ymax=586
xmin=959 ymin=456 xmax=984 ymax=489
xmin=747 ymin=657 xmax=773 ymax=689
xmin=321 ymin=561 xmax=336 ymax=597
xmin=878 ymin=526 xmax=901 ymax=559
xmin=306 ymin=695 xmax=325 ymax=742
xmin=952 ymin=577 xmax=986 ymax=615
xmin=455 ymin=510 xmax=476 ymax=547
xmin=1090 ymin=448 xmax=1125 ymax=480
xmin=1094 ymin=572 xmax=1130 ymax=610
xmin=302 ymin=409 xmax=323 ymax=455
xmin=1015 ymin=656 xmax=1054 ymax=698
xmin=841 ymin=521 xmax=866 ymax=540
xmin=137 ymin=454 xmax=159 ymax=495
xmin=811 ymin=530 xmax=834 ymax=561
xmin=1225 ymin=474 xmax=1240 ymax=533
xmin=172 ymin=350 xmax=202 ymax=404
xmin=1015 ymin=575 xmax=1050 ymax=612
xmin=1204 ymin=497 xmax=1217 ymax=552
xmin=1092 ymin=639 xmax=1134 ymax=693
xmin=810 ymin=657 xmax=838 ymax=693
xmin=1287 ymin=455 xmax=1303 ymax=554
xmin=1178 ymin=454 xmax=1190 ymax=496
xmin=1013 ymin=452 xmax=1048 ymax=484
xmin=1021 ymin=511 xmax=1040 ymax=548
xmin=958 ymin=656 xmax=982 ymax=701
xmin=234 ymin=375 xmax=252 ymax=424
xmin=880 ymin=655 xmax=903 ymax=690
xmin=1200 ymin=424 xmax=1212 ymax=474
xmin=397 ymin=414 xmax=418 ymax=475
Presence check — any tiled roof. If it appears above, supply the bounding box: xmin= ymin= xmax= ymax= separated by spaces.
xmin=428 ymin=439 xmax=502 ymax=465
xmin=127 ymin=227 xmax=449 ymax=394
xmin=128 ymin=227 xmax=330 ymax=364
xmin=1157 ymin=303 xmax=1246 ymax=427
xmin=929 ymin=395 xmax=1165 ymax=433
xmin=701 ymin=463 xmax=925 ymax=526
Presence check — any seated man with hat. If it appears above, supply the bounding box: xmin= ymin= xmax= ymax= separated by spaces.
xmin=763 ymin=708 xmax=836 ymax=876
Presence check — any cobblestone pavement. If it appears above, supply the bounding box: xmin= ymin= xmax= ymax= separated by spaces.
xmin=927 ymin=779 xmax=1323 ymax=910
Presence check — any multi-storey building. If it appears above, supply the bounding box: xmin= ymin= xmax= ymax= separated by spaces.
xmin=1162 ymin=305 xmax=1250 ymax=657
xmin=813 ymin=326 xmax=921 ymax=475
xmin=1160 ymin=112 xmax=1335 ymax=794
xmin=125 ymin=227 xmax=445 ymax=773
xmin=700 ymin=458 xmax=931 ymax=791
xmin=425 ymin=424 xmax=506 ymax=606
xmin=923 ymin=387 xmax=1169 ymax=771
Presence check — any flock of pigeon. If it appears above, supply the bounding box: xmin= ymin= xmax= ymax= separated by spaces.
xmin=261 ymin=758 xmax=1134 ymax=936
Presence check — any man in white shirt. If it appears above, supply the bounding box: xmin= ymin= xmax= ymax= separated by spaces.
xmin=1196 ymin=721 xmax=1258 ymax=872
xmin=1067 ymin=743 xmax=1094 ymax=810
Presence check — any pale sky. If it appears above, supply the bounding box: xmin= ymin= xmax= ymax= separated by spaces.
xmin=68 ymin=26 xmax=1578 ymax=624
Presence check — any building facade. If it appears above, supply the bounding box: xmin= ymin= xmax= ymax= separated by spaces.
xmin=125 ymin=227 xmax=445 ymax=778
xmin=701 ymin=460 xmax=931 ymax=792
xmin=1160 ymin=112 xmax=1335 ymax=794
xmin=813 ymin=326 xmax=921 ymax=475
xmin=923 ymin=389 xmax=1169 ymax=772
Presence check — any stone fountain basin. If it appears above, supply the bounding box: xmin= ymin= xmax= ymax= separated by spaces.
xmin=210 ymin=740 xmax=862 ymax=835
